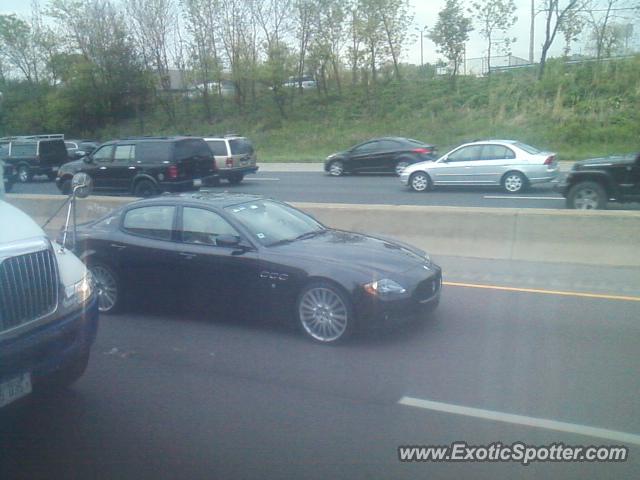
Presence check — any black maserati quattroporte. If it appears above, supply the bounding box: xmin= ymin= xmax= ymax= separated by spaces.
xmin=70 ymin=193 xmax=441 ymax=343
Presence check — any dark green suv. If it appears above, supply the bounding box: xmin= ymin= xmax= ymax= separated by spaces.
xmin=56 ymin=136 xmax=219 ymax=197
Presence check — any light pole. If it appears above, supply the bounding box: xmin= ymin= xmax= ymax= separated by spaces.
xmin=415 ymin=25 xmax=428 ymax=68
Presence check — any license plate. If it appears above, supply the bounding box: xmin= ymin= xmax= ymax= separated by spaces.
xmin=52 ymin=167 xmax=59 ymax=172
xmin=0 ymin=373 xmax=32 ymax=408
xmin=193 ymin=179 xmax=202 ymax=187
xmin=240 ymin=159 xmax=248 ymax=165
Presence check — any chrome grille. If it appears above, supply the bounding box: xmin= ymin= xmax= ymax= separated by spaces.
xmin=0 ymin=249 xmax=59 ymax=332
xmin=414 ymin=271 xmax=442 ymax=302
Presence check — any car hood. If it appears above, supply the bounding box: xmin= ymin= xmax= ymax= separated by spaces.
xmin=325 ymin=150 xmax=347 ymax=162
xmin=0 ymin=200 xmax=46 ymax=244
xmin=574 ymin=154 xmax=637 ymax=170
xmin=60 ymin=158 xmax=86 ymax=173
xmin=268 ymin=229 xmax=431 ymax=276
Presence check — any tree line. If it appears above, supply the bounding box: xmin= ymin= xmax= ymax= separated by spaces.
xmin=0 ymin=0 xmax=637 ymax=135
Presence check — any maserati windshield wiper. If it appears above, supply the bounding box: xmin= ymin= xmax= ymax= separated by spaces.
xmin=267 ymin=229 xmax=327 ymax=247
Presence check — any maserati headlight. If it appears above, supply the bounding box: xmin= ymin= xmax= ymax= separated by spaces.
xmin=64 ymin=272 xmax=94 ymax=307
xmin=364 ymin=278 xmax=407 ymax=296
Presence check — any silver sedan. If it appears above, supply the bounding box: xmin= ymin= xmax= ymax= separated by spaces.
xmin=400 ymin=140 xmax=560 ymax=193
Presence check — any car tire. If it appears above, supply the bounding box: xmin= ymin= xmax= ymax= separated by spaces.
xmin=502 ymin=171 xmax=527 ymax=193
xmin=134 ymin=179 xmax=157 ymax=197
xmin=59 ymin=178 xmax=72 ymax=195
xmin=395 ymin=160 xmax=410 ymax=176
xmin=566 ymin=181 xmax=607 ymax=210
xmin=409 ymin=171 xmax=431 ymax=192
xmin=4 ymin=178 xmax=14 ymax=193
xmin=328 ymin=160 xmax=345 ymax=177
xmin=297 ymin=281 xmax=354 ymax=344
xmin=228 ymin=174 xmax=244 ymax=185
xmin=17 ymin=164 xmax=32 ymax=183
xmin=89 ymin=262 xmax=123 ymax=314
xmin=46 ymin=171 xmax=58 ymax=181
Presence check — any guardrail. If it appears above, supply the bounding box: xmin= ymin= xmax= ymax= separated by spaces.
xmin=5 ymin=194 xmax=640 ymax=267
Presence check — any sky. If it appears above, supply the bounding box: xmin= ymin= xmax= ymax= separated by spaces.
xmin=0 ymin=0 xmax=636 ymax=66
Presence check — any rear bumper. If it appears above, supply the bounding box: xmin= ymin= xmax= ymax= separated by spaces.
xmin=218 ymin=166 xmax=259 ymax=178
xmin=0 ymin=295 xmax=99 ymax=387
xmin=159 ymin=174 xmax=220 ymax=191
xmin=525 ymin=165 xmax=560 ymax=184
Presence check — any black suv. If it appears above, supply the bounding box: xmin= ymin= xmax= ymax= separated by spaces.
xmin=560 ymin=153 xmax=640 ymax=209
xmin=56 ymin=136 xmax=219 ymax=197
xmin=0 ymin=135 xmax=68 ymax=182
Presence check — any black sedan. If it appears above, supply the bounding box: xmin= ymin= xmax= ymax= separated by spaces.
xmin=324 ymin=137 xmax=436 ymax=177
xmin=71 ymin=193 xmax=441 ymax=343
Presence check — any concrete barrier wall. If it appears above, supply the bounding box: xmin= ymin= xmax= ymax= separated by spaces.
xmin=4 ymin=194 xmax=640 ymax=267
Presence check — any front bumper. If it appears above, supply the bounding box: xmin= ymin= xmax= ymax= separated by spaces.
xmin=0 ymin=295 xmax=99 ymax=387
xmin=400 ymin=172 xmax=411 ymax=185
xmin=355 ymin=266 xmax=442 ymax=329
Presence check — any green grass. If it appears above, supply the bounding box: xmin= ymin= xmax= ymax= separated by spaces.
xmin=96 ymin=56 xmax=640 ymax=163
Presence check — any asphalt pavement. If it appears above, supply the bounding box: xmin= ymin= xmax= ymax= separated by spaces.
xmin=1 ymin=257 xmax=639 ymax=479
xmin=11 ymin=169 xmax=640 ymax=210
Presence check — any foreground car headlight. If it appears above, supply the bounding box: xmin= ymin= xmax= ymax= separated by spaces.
xmin=364 ymin=278 xmax=407 ymax=296
xmin=63 ymin=272 xmax=94 ymax=307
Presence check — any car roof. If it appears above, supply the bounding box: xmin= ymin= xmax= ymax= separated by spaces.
xmin=465 ymin=139 xmax=518 ymax=145
xmin=125 ymin=192 xmax=267 ymax=209
xmin=108 ymin=136 xmax=203 ymax=143
xmin=203 ymin=136 xmax=247 ymax=141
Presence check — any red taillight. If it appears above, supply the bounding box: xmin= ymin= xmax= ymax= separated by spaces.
xmin=167 ymin=165 xmax=178 ymax=179
xmin=225 ymin=157 xmax=233 ymax=168
xmin=412 ymin=148 xmax=432 ymax=154
xmin=544 ymin=155 xmax=555 ymax=165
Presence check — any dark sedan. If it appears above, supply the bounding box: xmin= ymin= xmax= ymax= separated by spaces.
xmin=324 ymin=137 xmax=436 ymax=177
xmin=70 ymin=193 xmax=441 ymax=343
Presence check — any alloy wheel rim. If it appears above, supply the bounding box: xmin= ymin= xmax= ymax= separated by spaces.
xmin=299 ymin=287 xmax=348 ymax=342
xmin=505 ymin=175 xmax=523 ymax=192
xmin=329 ymin=162 xmax=343 ymax=176
xmin=395 ymin=162 xmax=409 ymax=176
xmin=411 ymin=173 xmax=428 ymax=191
xmin=90 ymin=265 xmax=118 ymax=312
xmin=574 ymin=189 xmax=599 ymax=209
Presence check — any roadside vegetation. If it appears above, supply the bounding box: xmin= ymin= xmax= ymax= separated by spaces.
xmin=101 ymin=56 xmax=640 ymax=162
xmin=0 ymin=0 xmax=637 ymax=162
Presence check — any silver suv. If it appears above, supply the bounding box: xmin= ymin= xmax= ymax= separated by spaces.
xmin=204 ymin=136 xmax=258 ymax=185
xmin=401 ymin=140 xmax=559 ymax=193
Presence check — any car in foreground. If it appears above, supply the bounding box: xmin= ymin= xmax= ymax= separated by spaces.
xmin=324 ymin=137 xmax=437 ymax=176
xmin=400 ymin=140 xmax=559 ymax=193
xmin=56 ymin=136 xmax=219 ymax=197
xmin=1 ymin=194 xmax=98 ymax=410
xmin=0 ymin=134 xmax=68 ymax=182
xmin=559 ymin=153 xmax=640 ymax=209
xmin=204 ymin=135 xmax=258 ymax=184
xmin=70 ymin=193 xmax=441 ymax=344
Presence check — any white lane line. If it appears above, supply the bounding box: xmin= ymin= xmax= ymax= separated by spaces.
xmin=398 ymin=396 xmax=640 ymax=446
xmin=484 ymin=195 xmax=564 ymax=200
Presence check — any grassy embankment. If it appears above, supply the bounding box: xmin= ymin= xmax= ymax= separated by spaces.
xmin=100 ymin=56 xmax=640 ymax=162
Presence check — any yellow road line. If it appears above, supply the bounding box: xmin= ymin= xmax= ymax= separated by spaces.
xmin=443 ymin=281 xmax=640 ymax=302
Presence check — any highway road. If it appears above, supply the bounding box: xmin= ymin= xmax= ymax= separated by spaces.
xmin=2 ymin=257 xmax=639 ymax=480
xmin=11 ymin=171 xmax=640 ymax=210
